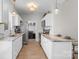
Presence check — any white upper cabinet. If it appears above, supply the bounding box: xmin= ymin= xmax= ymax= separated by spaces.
xmin=9 ymin=12 xmax=20 ymax=27
xmin=0 ymin=0 xmax=12 ymax=30
xmin=42 ymin=13 xmax=53 ymax=27
xmin=13 ymin=14 xmax=20 ymax=26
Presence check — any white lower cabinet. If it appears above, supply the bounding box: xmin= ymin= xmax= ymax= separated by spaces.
xmin=41 ymin=35 xmax=53 ymax=59
xmin=41 ymin=35 xmax=72 ymax=59
xmin=12 ymin=36 xmax=22 ymax=59
xmin=0 ymin=41 xmax=12 ymax=59
xmin=0 ymin=35 xmax=23 ymax=59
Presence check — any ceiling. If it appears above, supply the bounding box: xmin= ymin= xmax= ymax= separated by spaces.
xmin=10 ymin=0 xmax=66 ymax=21
xmin=15 ymin=0 xmax=54 ymax=13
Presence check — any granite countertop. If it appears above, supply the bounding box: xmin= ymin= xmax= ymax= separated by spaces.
xmin=0 ymin=33 xmax=24 ymax=41
xmin=42 ymin=34 xmax=78 ymax=42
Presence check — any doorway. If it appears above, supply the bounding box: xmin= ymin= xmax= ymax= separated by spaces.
xmin=28 ymin=21 xmax=36 ymax=39
xmin=28 ymin=31 xmax=35 ymax=39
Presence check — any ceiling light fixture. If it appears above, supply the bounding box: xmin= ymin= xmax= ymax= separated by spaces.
xmin=55 ymin=0 xmax=59 ymax=14
xmin=27 ymin=2 xmax=38 ymax=11
xmin=11 ymin=0 xmax=16 ymax=15
xmin=12 ymin=11 xmax=16 ymax=15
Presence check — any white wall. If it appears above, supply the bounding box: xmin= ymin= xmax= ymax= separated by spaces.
xmin=28 ymin=19 xmax=42 ymax=41
xmin=50 ymin=0 xmax=78 ymax=40
xmin=20 ymin=13 xmax=42 ymax=41
xmin=28 ymin=21 xmax=36 ymax=32
xmin=35 ymin=19 xmax=42 ymax=41
xmin=0 ymin=0 xmax=2 ymax=22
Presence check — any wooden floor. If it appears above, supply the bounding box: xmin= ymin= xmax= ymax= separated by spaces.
xmin=17 ymin=39 xmax=47 ymax=59
xmin=17 ymin=39 xmax=78 ymax=59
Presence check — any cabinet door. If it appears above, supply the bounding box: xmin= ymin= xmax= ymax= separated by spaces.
xmin=1 ymin=47 xmax=12 ymax=59
xmin=12 ymin=36 xmax=22 ymax=59
xmin=17 ymin=36 xmax=22 ymax=53
xmin=41 ymin=35 xmax=53 ymax=59
xmin=0 ymin=41 xmax=12 ymax=59
xmin=44 ymin=37 xmax=53 ymax=59
xmin=52 ymin=42 xmax=72 ymax=59
xmin=43 ymin=14 xmax=52 ymax=26
xmin=9 ymin=13 xmax=20 ymax=28
xmin=41 ymin=35 xmax=46 ymax=50
xmin=13 ymin=15 xmax=20 ymax=26
xmin=13 ymin=39 xmax=19 ymax=59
